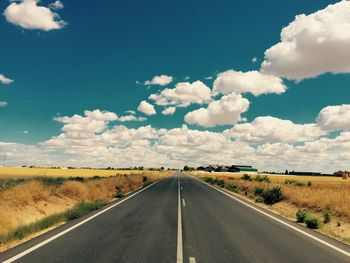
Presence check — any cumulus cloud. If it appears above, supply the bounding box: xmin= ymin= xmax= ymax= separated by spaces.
xmin=49 ymin=0 xmax=63 ymax=10
xmin=213 ymin=70 xmax=286 ymax=96
xmin=149 ymin=81 xmax=211 ymax=107
xmin=137 ymin=101 xmax=156 ymax=115
xmin=144 ymin=75 xmax=173 ymax=86
xmin=117 ymin=115 xmax=146 ymax=122
xmin=3 ymin=0 xmax=67 ymax=31
xmin=185 ymin=93 xmax=249 ymax=127
xmin=125 ymin=110 xmax=136 ymax=115
xmin=54 ymin=109 xmax=118 ymax=137
xmin=225 ymin=116 xmax=326 ymax=143
xmin=0 ymin=74 xmax=13 ymax=84
xmin=162 ymin=107 xmax=176 ymax=115
xmin=3 ymin=108 xmax=350 ymax=172
xmin=261 ymin=1 xmax=350 ymax=80
xmin=316 ymin=104 xmax=350 ymax=131
xmin=0 ymin=101 xmax=8 ymax=107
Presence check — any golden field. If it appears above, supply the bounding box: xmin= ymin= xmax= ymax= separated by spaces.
xmin=0 ymin=166 xmax=171 ymax=178
xmin=191 ymin=171 xmax=350 ymax=243
xmin=192 ymin=171 xmax=350 ymax=218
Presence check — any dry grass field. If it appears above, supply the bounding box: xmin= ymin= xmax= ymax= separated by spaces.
xmin=0 ymin=166 xmax=170 ymax=178
xmin=191 ymin=171 xmax=350 ymax=243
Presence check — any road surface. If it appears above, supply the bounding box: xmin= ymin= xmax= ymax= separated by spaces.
xmin=1 ymin=173 xmax=349 ymax=263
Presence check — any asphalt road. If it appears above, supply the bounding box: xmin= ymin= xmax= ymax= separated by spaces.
xmin=1 ymin=173 xmax=350 ymax=263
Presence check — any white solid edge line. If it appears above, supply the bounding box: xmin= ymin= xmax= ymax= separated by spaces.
xmin=2 ymin=178 xmax=167 ymax=263
xmin=192 ymin=175 xmax=350 ymax=258
xmin=189 ymin=257 xmax=196 ymax=263
xmin=177 ymin=177 xmax=184 ymax=263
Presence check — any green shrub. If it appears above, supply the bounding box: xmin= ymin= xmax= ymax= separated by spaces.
xmin=261 ymin=187 xmax=283 ymax=205
xmin=296 ymin=209 xmax=310 ymax=223
xmin=39 ymin=177 xmax=66 ymax=186
xmin=143 ymin=181 xmax=152 ymax=187
xmin=225 ymin=183 xmax=238 ymax=192
xmin=306 ymin=217 xmax=322 ymax=229
xmin=216 ymin=179 xmax=225 ymax=188
xmin=254 ymin=187 xmax=264 ymax=196
xmin=284 ymin=179 xmax=305 ymax=186
xmin=65 ymin=201 xmax=105 ymax=221
xmin=255 ymin=196 xmax=264 ymax=203
xmin=0 ymin=178 xmax=26 ymax=192
xmin=65 ymin=209 xmax=81 ymax=221
xmin=115 ymin=191 xmax=124 ymax=198
xmin=284 ymin=179 xmax=295 ymax=185
xmin=71 ymin=177 xmax=85 ymax=182
xmin=323 ymin=212 xmax=332 ymax=224
xmin=241 ymin=174 xmax=252 ymax=181
xmin=203 ymin=177 xmax=214 ymax=184
xmin=307 ymin=181 xmax=312 ymax=187
xmin=255 ymin=175 xmax=270 ymax=183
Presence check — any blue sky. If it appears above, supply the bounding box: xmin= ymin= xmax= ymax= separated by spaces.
xmin=1 ymin=0 xmax=350 ymax=172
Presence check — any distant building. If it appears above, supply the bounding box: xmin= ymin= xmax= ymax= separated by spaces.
xmin=228 ymin=165 xmax=258 ymax=174
xmin=334 ymin=171 xmax=350 ymax=179
xmin=196 ymin=164 xmax=258 ymax=174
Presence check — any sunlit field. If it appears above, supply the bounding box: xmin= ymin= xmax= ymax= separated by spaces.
xmin=0 ymin=166 xmax=171 ymax=179
xmin=196 ymin=171 xmax=350 ymax=184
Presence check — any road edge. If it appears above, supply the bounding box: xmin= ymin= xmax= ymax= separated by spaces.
xmin=0 ymin=176 xmax=169 ymax=263
xmin=188 ymin=173 xmax=350 ymax=258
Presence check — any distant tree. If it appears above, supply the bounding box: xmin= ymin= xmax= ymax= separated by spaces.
xmin=285 ymin=170 xmax=289 ymax=175
xmin=160 ymin=167 xmax=165 ymax=171
xmin=184 ymin=165 xmax=191 ymax=171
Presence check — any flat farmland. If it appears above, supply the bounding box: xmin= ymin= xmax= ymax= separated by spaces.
xmin=0 ymin=167 xmax=171 ymax=179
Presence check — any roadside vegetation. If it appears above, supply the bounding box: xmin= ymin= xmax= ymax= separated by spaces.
xmin=195 ymin=172 xmax=350 ymax=243
xmin=0 ymin=170 xmax=169 ymax=251
xmin=0 ymin=201 xmax=106 ymax=245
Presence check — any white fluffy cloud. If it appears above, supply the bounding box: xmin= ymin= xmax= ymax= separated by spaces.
xmin=137 ymin=100 xmax=156 ymax=115
xmin=185 ymin=93 xmax=250 ymax=127
xmin=162 ymin=107 xmax=176 ymax=115
xmin=53 ymin=110 xmax=117 ymax=138
xmin=117 ymin=115 xmax=146 ymax=122
xmin=0 ymin=74 xmax=13 ymax=84
xmin=0 ymin=101 xmax=8 ymax=107
xmin=125 ymin=110 xmax=135 ymax=115
xmin=225 ymin=116 xmax=326 ymax=143
xmin=261 ymin=1 xmax=350 ymax=80
xmin=213 ymin=70 xmax=286 ymax=96
xmin=4 ymin=0 xmax=67 ymax=31
xmin=3 ymin=108 xmax=350 ymax=172
xmin=316 ymin=104 xmax=350 ymax=131
xmin=49 ymin=0 xmax=63 ymax=10
xmin=144 ymin=75 xmax=173 ymax=86
xmin=149 ymin=81 xmax=211 ymax=107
